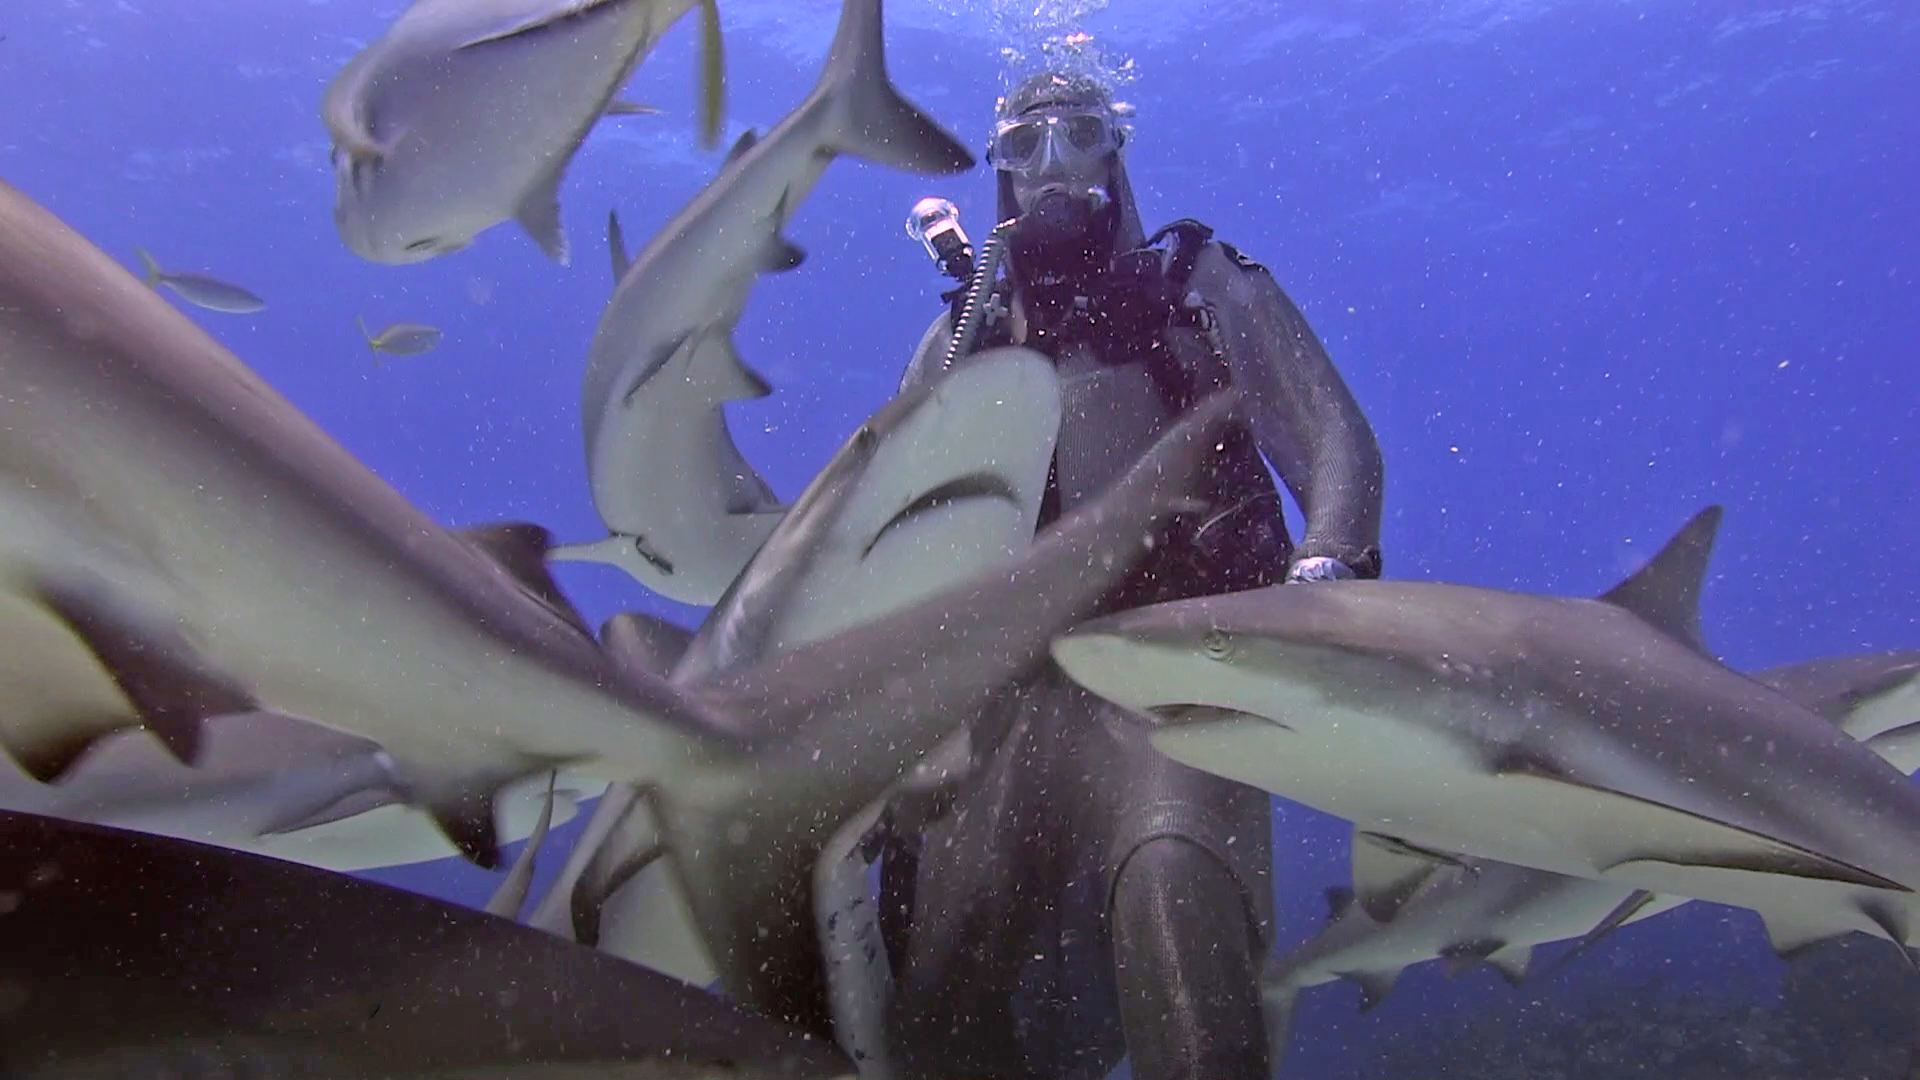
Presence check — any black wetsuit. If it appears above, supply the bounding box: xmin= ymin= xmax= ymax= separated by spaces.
xmin=878 ymin=227 xmax=1384 ymax=1080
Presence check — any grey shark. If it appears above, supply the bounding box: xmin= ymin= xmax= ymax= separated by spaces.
xmin=533 ymin=349 xmax=1107 ymax=1029
xmin=551 ymin=207 xmax=786 ymax=605
xmin=1054 ymin=506 xmax=1920 ymax=959
xmin=0 ymin=176 xmax=746 ymax=868
xmin=1262 ymin=650 xmax=1920 ymax=1059
xmin=0 ymin=809 xmax=853 ymax=1079
xmin=637 ymin=365 xmax=1239 ymax=1036
xmin=323 ymin=0 xmax=720 ymax=264
xmin=0 ymin=712 xmax=596 ymax=873
xmin=557 ymin=0 xmax=975 ymax=604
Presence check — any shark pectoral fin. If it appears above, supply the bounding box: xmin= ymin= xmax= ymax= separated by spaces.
xmin=693 ymin=333 xmax=773 ymax=401
xmin=1493 ymin=749 xmax=1910 ymax=893
xmin=259 ymin=785 xmax=403 ymax=836
xmin=31 ymin=573 xmax=256 ymax=774
xmin=1340 ymin=970 xmax=1397 ymax=1013
xmin=550 ymin=534 xmax=631 ymax=564
xmin=606 ymin=208 xmax=632 ymax=282
xmin=1323 ymin=885 xmax=1360 ymax=924
xmin=1261 ymin=987 xmax=1304 ymax=1062
xmin=1863 ymin=723 xmax=1920 ymax=775
xmin=4 ymin=722 xmax=112 ymax=787
xmin=1856 ymin=895 xmax=1915 ymax=959
xmin=422 ymin=785 xmax=503 ymax=870
xmin=484 ymin=772 xmax=558 ymax=920
xmin=759 ymin=234 xmax=806 ymax=273
xmin=600 ymin=613 xmax=696 ymax=681
xmin=1485 ymin=943 xmax=1532 ymax=985
xmin=599 ymin=853 xmax=718 ymax=985
xmin=1351 ymin=831 xmax=1454 ymax=924
xmin=1756 ymin=908 xmax=1850 ymax=959
xmin=1596 ymin=505 xmax=1722 ymax=657
xmin=455 ymin=522 xmax=594 ymax=638
xmin=1439 ymin=937 xmax=1506 ymax=978
xmin=551 ymin=533 xmax=676 ymax=584
xmin=515 ymin=168 xmax=569 ymax=266
xmin=570 ymin=793 xmax=661 ymax=945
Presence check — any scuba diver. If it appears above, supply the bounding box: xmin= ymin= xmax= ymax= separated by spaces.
xmin=875 ymin=72 xmax=1387 ymax=1080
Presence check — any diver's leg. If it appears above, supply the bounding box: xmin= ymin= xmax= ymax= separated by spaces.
xmin=1110 ymin=834 xmax=1270 ymax=1080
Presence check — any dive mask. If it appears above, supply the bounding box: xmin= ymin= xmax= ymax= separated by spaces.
xmin=987 ymin=108 xmax=1124 ymax=174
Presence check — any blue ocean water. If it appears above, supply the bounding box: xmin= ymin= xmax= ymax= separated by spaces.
xmin=1 ymin=0 xmax=1914 ymax=1075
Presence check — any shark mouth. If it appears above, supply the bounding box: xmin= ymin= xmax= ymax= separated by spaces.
xmin=861 ymin=472 xmax=1024 ymax=561
xmin=1148 ymin=704 xmax=1289 ymax=731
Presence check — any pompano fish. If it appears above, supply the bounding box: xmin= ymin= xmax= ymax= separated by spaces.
xmin=1053 ymin=506 xmax=1920 ymax=958
xmin=0 ymin=176 xmax=745 ymax=868
xmin=1261 ymin=650 xmax=1920 ymax=1061
xmin=0 ymin=809 xmax=853 ymax=1079
xmin=555 ymin=0 xmax=976 ymax=605
xmin=134 ymin=247 xmax=264 ymax=313
xmin=323 ymin=0 xmax=723 ymax=264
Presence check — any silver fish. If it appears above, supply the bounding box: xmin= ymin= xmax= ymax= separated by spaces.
xmin=323 ymin=0 xmax=723 ymax=264
xmin=358 ymin=316 xmax=443 ymax=359
xmin=134 ymin=247 xmax=264 ymax=314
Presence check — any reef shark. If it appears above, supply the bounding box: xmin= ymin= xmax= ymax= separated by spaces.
xmin=0 ymin=809 xmax=853 ymax=1079
xmin=1053 ymin=506 xmax=1920 ymax=961
xmin=0 ymin=711 xmax=600 ymax=873
xmin=555 ymin=0 xmax=976 ymax=604
xmin=0 ymin=175 xmax=751 ymax=868
xmin=531 ymin=344 xmax=1059 ymax=965
xmin=1261 ymin=649 xmax=1920 ymax=1060
xmin=324 ymin=0 xmax=722 ymax=263
xmin=562 ymin=357 xmax=1236 ymax=1037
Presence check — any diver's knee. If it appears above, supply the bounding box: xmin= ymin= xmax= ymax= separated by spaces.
xmin=1111 ymin=835 xmax=1262 ymax=954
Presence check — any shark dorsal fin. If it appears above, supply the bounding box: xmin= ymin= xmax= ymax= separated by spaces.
xmin=458 ymin=522 xmax=594 ymax=639
xmin=601 ymin=613 xmax=696 ymax=681
xmin=1324 ymin=885 xmax=1357 ymax=924
xmin=1596 ymin=505 xmax=1723 ymax=656
xmin=724 ymin=128 xmax=760 ymax=165
xmin=1351 ymin=831 xmax=1452 ymax=923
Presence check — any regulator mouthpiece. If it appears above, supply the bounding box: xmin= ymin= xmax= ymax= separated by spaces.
xmin=907 ymin=196 xmax=974 ymax=282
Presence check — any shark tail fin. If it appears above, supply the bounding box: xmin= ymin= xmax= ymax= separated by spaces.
xmin=134 ymin=247 xmax=164 ymax=286
xmin=483 ymin=772 xmax=557 ymax=920
xmin=355 ymin=315 xmax=385 ymax=367
xmin=814 ymin=0 xmax=974 ymax=175
xmin=1261 ymin=985 xmax=1303 ymax=1067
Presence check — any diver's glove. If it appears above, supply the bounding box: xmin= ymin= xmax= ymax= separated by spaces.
xmin=1284 ymin=556 xmax=1357 ymax=584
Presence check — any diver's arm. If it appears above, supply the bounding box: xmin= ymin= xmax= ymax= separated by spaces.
xmin=896 ymin=311 xmax=955 ymax=394
xmin=1194 ymin=247 xmax=1385 ymax=578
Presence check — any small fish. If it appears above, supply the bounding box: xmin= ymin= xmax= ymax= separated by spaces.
xmin=135 ymin=247 xmax=265 ymax=314
xmin=357 ymin=316 xmax=443 ymax=360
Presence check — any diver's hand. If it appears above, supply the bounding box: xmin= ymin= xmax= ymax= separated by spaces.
xmin=1285 ymin=556 xmax=1356 ymax=584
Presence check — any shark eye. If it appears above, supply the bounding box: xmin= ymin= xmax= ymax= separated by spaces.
xmin=1201 ymin=630 xmax=1233 ymax=659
